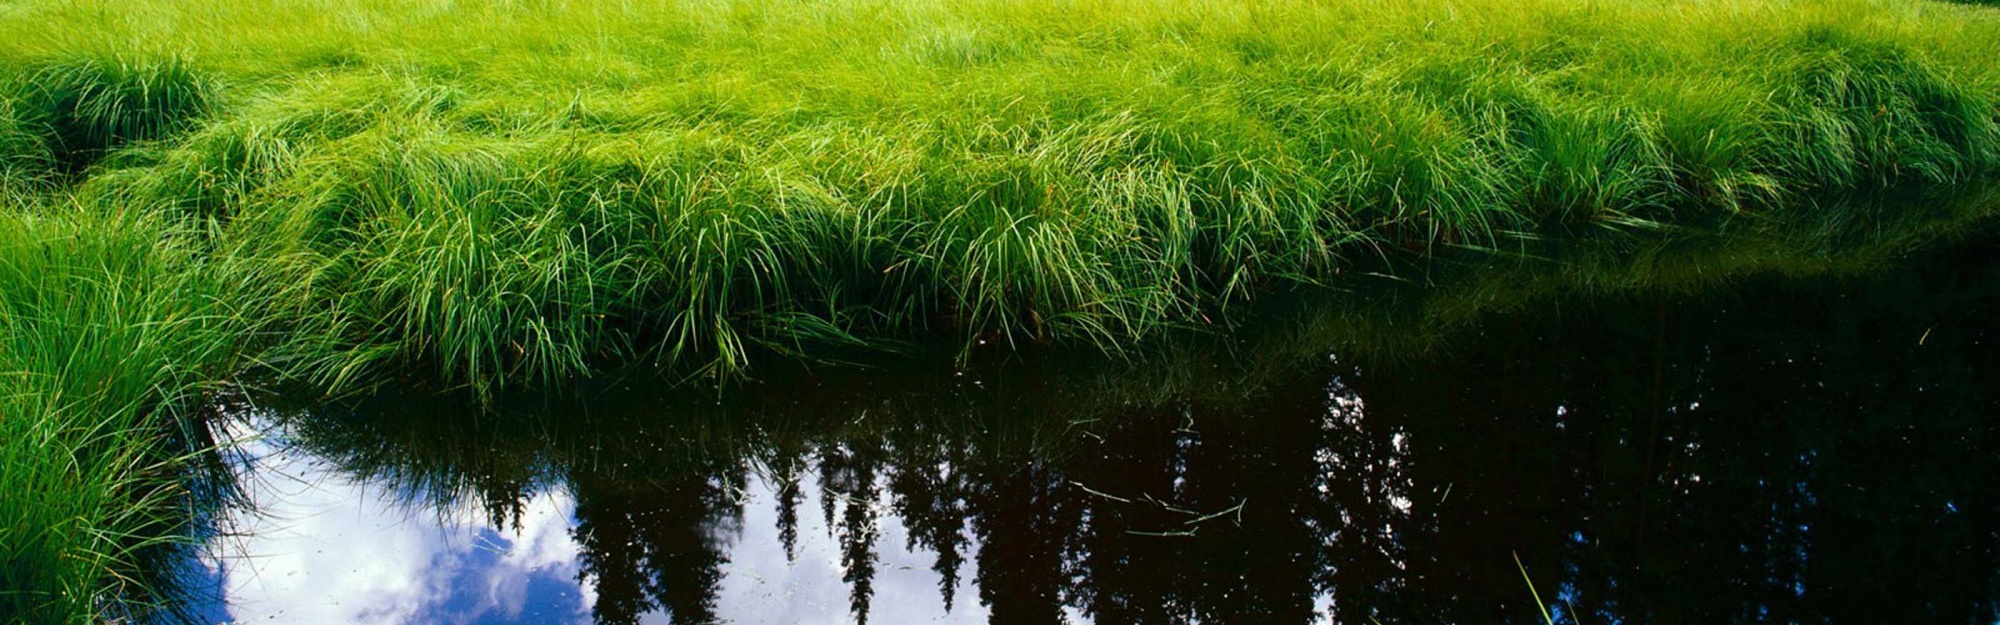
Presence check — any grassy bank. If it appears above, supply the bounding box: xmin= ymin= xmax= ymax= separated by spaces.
xmin=2 ymin=0 xmax=1996 ymax=390
xmin=0 ymin=0 xmax=1997 ymax=620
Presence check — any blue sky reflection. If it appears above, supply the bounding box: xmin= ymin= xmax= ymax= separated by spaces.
xmin=203 ymin=416 xmax=985 ymax=624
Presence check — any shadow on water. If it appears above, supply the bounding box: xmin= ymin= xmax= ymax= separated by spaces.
xmin=187 ymin=190 xmax=2000 ymax=624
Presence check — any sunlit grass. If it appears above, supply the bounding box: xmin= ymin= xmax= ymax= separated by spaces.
xmin=0 ymin=201 xmax=248 ymax=623
xmin=0 ymin=0 xmax=1992 ymax=390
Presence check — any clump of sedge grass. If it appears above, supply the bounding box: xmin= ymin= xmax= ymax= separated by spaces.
xmin=0 ymin=200 xmax=247 ymax=624
xmin=0 ymin=95 xmax=50 ymax=193
xmin=3 ymin=54 xmax=215 ymax=175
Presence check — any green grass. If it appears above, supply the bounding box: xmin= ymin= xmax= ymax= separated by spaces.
xmin=0 ymin=0 xmax=1996 ymax=620
xmin=0 ymin=0 xmax=1990 ymax=390
xmin=7 ymin=54 xmax=214 ymax=175
xmin=0 ymin=200 xmax=248 ymax=623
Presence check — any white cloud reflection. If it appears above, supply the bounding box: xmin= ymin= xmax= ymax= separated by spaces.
xmin=210 ymin=422 xmax=590 ymax=625
xmin=206 ymin=417 xmax=987 ymax=624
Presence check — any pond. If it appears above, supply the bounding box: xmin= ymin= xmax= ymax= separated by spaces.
xmin=179 ymin=223 xmax=2000 ymax=624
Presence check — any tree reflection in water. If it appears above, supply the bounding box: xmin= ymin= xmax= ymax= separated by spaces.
xmin=219 ymin=233 xmax=2000 ymax=624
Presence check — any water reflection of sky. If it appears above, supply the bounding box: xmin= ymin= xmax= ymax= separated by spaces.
xmin=173 ymin=250 xmax=2000 ymax=625
xmin=204 ymin=416 xmax=988 ymax=625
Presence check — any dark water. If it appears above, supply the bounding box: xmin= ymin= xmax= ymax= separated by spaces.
xmin=191 ymin=230 xmax=2000 ymax=624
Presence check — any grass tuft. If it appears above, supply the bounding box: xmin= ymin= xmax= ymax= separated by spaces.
xmin=8 ymin=54 xmax=216 ymax=175
xmin=0 ymin=198 xmax=248 ymax=624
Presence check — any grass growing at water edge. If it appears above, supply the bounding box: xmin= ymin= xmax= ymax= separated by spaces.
xmin=3 ymin=0 xmax=1996 ymax=391
xmin=0 ymin=201 xmax=250 ymax=623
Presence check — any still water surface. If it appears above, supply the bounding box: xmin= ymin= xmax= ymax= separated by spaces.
xmin=191 ymin=234 xmax=2000 ymax=624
